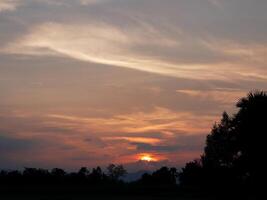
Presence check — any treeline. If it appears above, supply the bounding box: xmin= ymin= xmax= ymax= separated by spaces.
xmin=0 ymin=165 xmax=179 ymax=196
xmin=0 ymin=165 xmax=177 ymax=185
xmin=0 ymin=165 xmax=125 ymax=186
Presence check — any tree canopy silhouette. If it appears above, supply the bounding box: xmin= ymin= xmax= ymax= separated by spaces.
xmin=179 ymin=91 xmax=267 ymax=193
xmin=107 ymin=164 xmax=127 ymax=180
xmin=137 ymin=167 xmax=178 ymax=186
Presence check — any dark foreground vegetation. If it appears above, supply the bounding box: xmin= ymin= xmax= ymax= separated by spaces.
xmin=1 ymin=91 xmax=265 ymax=199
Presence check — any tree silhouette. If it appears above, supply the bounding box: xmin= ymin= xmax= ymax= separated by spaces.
xmin=107 ymin=164 xmax=127 ymax=180
xmin=203 ymin=112 xmax=236 ymax=169
xmin=138 ymin=167 xmax=178 ymax=186
xmin=78 ymin=167 xmax=90 ymax=177
xmin=89 ymin=166 xmax=106 ymax=183
xmin=179 ymin=91 xmax=267 ymax=193
xmin=233 ymin=91 xmax=267 ymax=186
xmin=178 ymin=160 xmax=203 ymax=188
xmin=107 ymin=164 xmax=127 ymax=181
xmin=51 ymin=168 xmax=66 ymax=177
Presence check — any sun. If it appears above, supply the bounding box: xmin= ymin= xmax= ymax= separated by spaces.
xmin=141 ymin=155 xmax=152 ymax=162
xmin=140 ymin=154 xmax=155 ymax=162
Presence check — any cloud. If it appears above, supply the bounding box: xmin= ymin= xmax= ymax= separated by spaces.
xmin=133 ymin=143 xmax=197 ymax=153
xmin=3 ymin=21 xmax=266 ymax=82
xmin=1 ymin=0 xmax=267 ymax=82
xmin=132 ymin=134 xmax=205 ymax=153
xmin=207 ymin=0 xmax=222 ymax=8
xmin=0 ymin=135 xmax=38 ymax=151
xmin=0 ymin=0 xmax=20 ymax=12
xmin=1 ymin=22 xmax=182 ymax=76
xmin=48 ymin=107 xmax=216 ymax=136
xmin=102 ymin=137 xmax=162 ymax=145
xmin=0 ymin=0 xmax=107 ymax=13
xmin=176 ymin=88 xmax=247 ymax=104
xmin=79 ymin=0 xmax=106 ymax=5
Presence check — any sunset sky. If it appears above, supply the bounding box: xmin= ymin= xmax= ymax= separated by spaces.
xmin=0 ymin=0 xmax=267 ymax=171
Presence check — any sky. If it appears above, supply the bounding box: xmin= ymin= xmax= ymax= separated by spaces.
xmin=0 ymin=0 xmax=267 ymax=171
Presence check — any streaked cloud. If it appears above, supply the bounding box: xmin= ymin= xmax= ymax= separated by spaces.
xmin=3 ymin=20 xmax=266 ymax=81
xmin=0 ymin=0 xmax=104 ymax=11
xmin=102 ymin=137 xmax=161 ymax=145
xmin=176 ymin=89 xmax=247 ymax=104
xmin=2 ymin=22 xmax=183 ymax=77
xmin=2 ymin=0 xmax=267 ymax=82
xmin=47 ymin=107 xmax=216 ymax=135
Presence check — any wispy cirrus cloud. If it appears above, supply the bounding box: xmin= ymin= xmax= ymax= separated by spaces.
xmin=3 ymin=20 xmax=267 ymax=81
xmin=102 ymin=137 xmax=161 ymax=145
xmin=176 ymin=89 xmax=247 ymax=104
xmin=47 ymin=107 xmax=216 ymax=136
xmin=0 ymin=0 xmax=107 ymax=13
